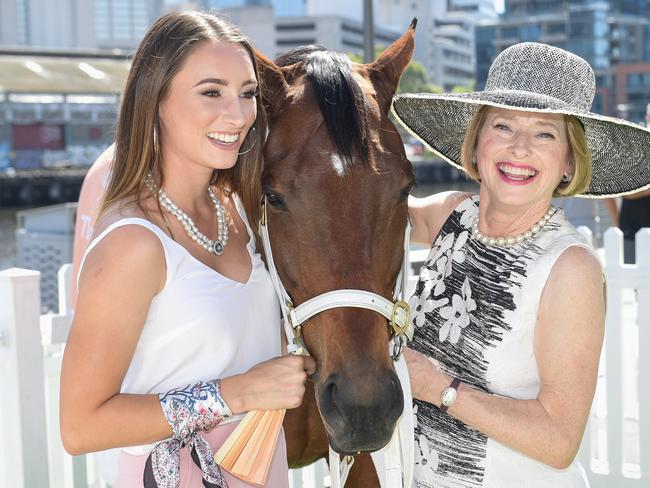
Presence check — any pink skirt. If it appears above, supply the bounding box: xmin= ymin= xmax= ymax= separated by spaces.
xmin=114 ymin=422 xmax=289 ymax=488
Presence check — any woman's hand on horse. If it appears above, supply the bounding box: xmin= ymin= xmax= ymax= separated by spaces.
xmin=220 ymin=355 xmax=317 ymax=413
xmin=403 ymin=347 xmax=450 ymax=406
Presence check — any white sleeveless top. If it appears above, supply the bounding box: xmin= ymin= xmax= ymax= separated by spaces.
xmin=409 ymin=196 xmax=598 ymax=487
xmin=78 ymin=196 xmax=281 ymax=454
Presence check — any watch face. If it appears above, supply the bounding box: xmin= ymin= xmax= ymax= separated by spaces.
xmin=441 ymin=386 xmax=458 ymax=407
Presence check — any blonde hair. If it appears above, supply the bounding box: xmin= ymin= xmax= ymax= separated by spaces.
xmin=460 ymin=106 xmax=592 ymax=197
xmin=101 ymin=10 xmax=267 ymax=226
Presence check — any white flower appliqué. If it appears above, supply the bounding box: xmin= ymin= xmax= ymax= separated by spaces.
xmin=441 ymin=230 xmax=468 ymax=278
xmin=459 ymin=204 xmax=476 ymax=229
xmin=409 ymin=283 xmax=449 ymax=328
xmin=419 ymin=255 xmax=449 ymax=296
xmin=438 ymin=277 xmax=477 ymax=344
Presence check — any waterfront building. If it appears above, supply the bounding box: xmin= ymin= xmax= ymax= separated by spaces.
xmin=0 ymin=49 xmax=128 ymax=171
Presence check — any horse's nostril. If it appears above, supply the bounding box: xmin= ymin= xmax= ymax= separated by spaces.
xmin=326 ymin=380 xmax=338 ymax=407
xmin=319 ymin=376 xmax=347 ymax=430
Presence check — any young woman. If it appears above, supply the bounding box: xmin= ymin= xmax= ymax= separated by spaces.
xmin=60 ymin=11 xmax=314 ymax=487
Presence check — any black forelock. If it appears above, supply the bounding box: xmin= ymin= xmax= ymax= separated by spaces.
xmin=274 ymin=47 xmax=370 ymax=167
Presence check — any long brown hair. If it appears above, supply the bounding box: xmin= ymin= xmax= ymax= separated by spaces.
xmin=101 ymin=10 xmax=267 ymax=227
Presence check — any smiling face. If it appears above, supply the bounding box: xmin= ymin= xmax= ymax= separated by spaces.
xmin=475 ymin=107 xmax=570 ymax=210
xmin=158 ymin=39 xmax=258 ymax=171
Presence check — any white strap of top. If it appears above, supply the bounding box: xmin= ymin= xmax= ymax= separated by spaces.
xmin=76 ymin=217 xmax=166 ymax=291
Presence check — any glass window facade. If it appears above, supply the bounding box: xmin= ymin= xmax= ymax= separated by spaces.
xmin=567 ymin=7 xmax=610 ymax=70
xmin=501 ymin=26 xmax=518 ymax=38
xmin=609 ymin=0 xmax=648 ymax=16
xmin=94 ymin=0 xmax=151 ymax=44
xmin=475 ymin=25 xmax=496 ymax=89
xmin=520 ymin=24 xmax=541 ymax=41
xmin=547 ymin=23 xmax=566 ymax=35
xmin=16 ymin=0 xmax=29 ymax=44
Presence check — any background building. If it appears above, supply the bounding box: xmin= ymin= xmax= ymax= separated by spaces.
xmin=373 ymin=0 xmax=496 ymax=91
xmin=218 ymin=3 xmax=400 ymax=60
xmin=0 ymin=0 xmax=163 ymax=50
xmin=0 ymin=50 xmax=128 ymax=170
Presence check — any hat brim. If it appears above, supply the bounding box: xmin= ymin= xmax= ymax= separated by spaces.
xmin=392 ymin=91 xmax=650 ymax=198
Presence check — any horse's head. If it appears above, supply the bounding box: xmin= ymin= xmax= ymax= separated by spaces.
xmin=257 ymin=23 xmax=415 ymax=454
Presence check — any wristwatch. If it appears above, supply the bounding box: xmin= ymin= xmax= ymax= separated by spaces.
xmin=440 ymin=377 xmax=461 ymax=413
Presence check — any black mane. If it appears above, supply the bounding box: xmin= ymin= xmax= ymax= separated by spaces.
xmin=275 ymin=46 xmax=370 ymax=166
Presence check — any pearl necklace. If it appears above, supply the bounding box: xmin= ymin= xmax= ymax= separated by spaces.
xmin=472 ymin=206 xmax=558 ymax=246
xmin=145 ymin=174 xmax=229 ymax=256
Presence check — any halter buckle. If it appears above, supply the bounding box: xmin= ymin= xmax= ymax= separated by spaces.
xmin=390 ymin=300 xmax=410 ymax=337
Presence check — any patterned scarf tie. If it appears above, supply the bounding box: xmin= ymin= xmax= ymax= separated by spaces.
xmin=143 ymin=432 xmax=229 ymax=488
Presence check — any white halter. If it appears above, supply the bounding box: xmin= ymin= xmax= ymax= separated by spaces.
xmin=259 ymin=198 xmax=414 ymax=488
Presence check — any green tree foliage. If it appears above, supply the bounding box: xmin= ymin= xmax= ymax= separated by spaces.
xmin=452 ymin=81 xmax=475 ymax=93
xmin=398 ymin=60 xmax=442 ymax=94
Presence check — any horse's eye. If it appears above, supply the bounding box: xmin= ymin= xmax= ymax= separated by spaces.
xmin=399 ymin=182 xmax=415 ymax=201
xmin=265 ymin=191 xmax=286 ymax=210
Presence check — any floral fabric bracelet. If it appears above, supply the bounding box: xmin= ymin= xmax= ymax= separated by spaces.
xmin=160 ymin=379 xmax=233 ymax=441
xmin=143 ymin=379 xmax=233 ymax=488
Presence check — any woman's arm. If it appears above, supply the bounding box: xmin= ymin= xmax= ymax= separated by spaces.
xmin=622 ymin=187 xmax=650 ymax=200
xmin=61 ymin=225 xmax=169 ymax=454
xmin=408 ymin=191 xmax=471 ymax=245
xmin=406 ymin=246 xmax=605 ymax=469
xmin=61 ymin=225 xmax=313 ymax=455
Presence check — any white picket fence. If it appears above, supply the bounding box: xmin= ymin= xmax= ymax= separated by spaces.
xmin=1 ymin=227 xmax=649 ymax=487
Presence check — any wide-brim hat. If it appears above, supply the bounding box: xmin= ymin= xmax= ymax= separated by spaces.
xmin=392 ymin=42 xmax=650 ymax=198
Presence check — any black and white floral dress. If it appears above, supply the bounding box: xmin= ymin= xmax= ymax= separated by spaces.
xmin=409 ymin=196 xmax=598 ymax=488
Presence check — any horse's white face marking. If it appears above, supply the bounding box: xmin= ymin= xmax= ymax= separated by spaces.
xmin=331 ymin=154 xmax=346 ymax=176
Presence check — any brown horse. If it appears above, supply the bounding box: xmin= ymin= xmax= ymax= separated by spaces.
xmin=256 ymin=22 xmax=416 ymax=487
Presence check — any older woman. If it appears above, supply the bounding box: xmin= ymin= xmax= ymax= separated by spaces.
xmin=392 ymin=43 xmax=650 ymax=487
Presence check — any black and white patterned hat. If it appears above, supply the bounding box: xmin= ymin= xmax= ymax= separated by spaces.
xmin=392 ymin=42 xmax=650 ymax=197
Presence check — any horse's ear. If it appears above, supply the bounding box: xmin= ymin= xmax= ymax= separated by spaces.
xmin=368 ymin=18 xmax=416 ymax=113
xmin=255 ymin=49 xmax=289 ymax=122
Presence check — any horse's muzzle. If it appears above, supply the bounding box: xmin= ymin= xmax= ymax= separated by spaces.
xmin=317 ymin=369 xmax=404 ymax=454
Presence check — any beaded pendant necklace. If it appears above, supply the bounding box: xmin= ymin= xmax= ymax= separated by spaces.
xmin=145 ymin=173 xmax=229 ymax=255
